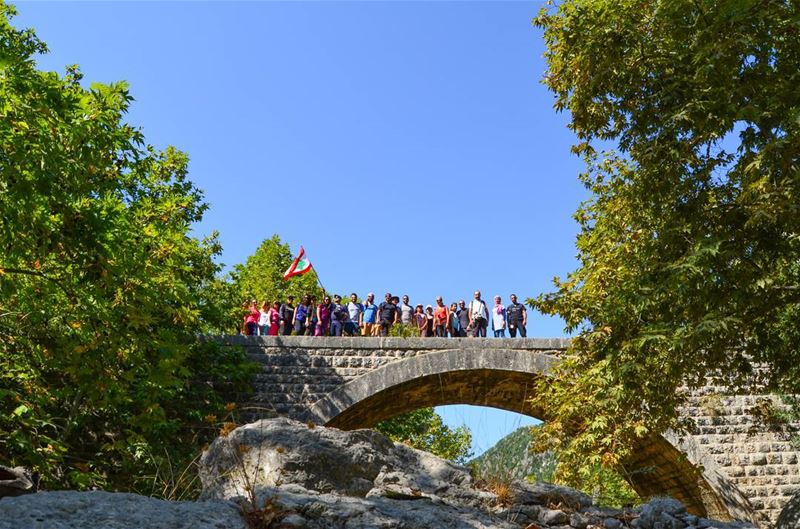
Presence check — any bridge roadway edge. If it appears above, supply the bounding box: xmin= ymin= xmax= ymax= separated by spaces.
xmin=211 ymin=335 xmax=800 ymax=528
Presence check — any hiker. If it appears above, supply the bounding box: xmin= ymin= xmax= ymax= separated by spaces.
xmin=346 ymin=293 xmax=363 ymax=336
xmin=361 ymin=293 xmax=378 ymax=336
xmin=268 ymin=301 xmax=281 ymax=335
xmin=279 ymin=295 xmax=295 ymax=335
xmin=305 ymin=296 xmax=317 ymax=336
xmin=294 ymin=296 xmax=310 ymax=335
xmin=448 ymin=302 xmax=461 ymax=337
xmin=457 ymin=300 xmax=470 ymax=337
xmin=434 ymin=296 xmax=449 ymax=337
xmin=331 ymin=295 xmax=348 ymax=337
xmin=422 ymin=305 xmax=435 ymax=337
xmin=378 ymin=293 xmax=399 ymax=336
xmin=468 ymin=291 xmax=489 ymax=337
xmin=315 ymin=295 xmax=332 ymax=336
xmin=507 ymin=294 xmax=528 ymax=338
xmin=399 ymin=295 xmax=414 ymax=326
xmin=258 ymin=301 xmax=271 ymax=335
xmin=413 ymin=304 xmax=426 ymax=336
xmin=243 ymin=300 xmax=259 ymax=336
xmin=491 ymin=295 xmax=507 ymax=338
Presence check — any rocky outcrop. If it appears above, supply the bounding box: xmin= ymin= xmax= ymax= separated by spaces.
xmin=0 ymin=418 xmax=759 ymax=529
xmin=0 ymin=491 xmax=246 ymax=529
xmin=199 ymin=418 xmax=755 ymax=529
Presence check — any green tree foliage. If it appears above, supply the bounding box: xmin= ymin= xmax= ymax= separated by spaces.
xmin=529 ymin=0 xmax=800 ymax=486
xmin=471 ymin=426 xmax=558 ymax=483
xmin=0 ymin=6 xmax=255 ymax=494
xmin=232 ymin=234 xmax=322 ymax=310
xmin=375 ymin=408 xmax=473 ymax=464
xmin=471 ymin=426 xmax=638 ymax=508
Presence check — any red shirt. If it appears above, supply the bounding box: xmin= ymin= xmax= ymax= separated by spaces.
xmin=434 ymin=305 xmax=448 ymax=325
xmin=244 ymin=308 xmax=260 ymax=325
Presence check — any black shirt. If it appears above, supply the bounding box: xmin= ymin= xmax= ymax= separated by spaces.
xmin=332 ymin=303 xmax=348 ymax=321
xmin=507 ymin=302 xmax=526 ymax=323
xmin=378 ymin=301 xmax=398 ymax=323
xmin=280 ymin=303 xmax=295 ymax=323
xmin=457 ymin=309 xmax=470 ymax=329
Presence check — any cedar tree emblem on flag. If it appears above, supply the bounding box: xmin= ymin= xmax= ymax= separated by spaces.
xmin=283 ymin=246 xmax=313 ymax=280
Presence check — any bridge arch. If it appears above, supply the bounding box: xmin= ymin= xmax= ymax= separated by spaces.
xmin=301 ymin=348 xmax=755 ymax=524
xmin=230 ymin=336 xmax=790 ymax=526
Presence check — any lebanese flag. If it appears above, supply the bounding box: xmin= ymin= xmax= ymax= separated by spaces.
xmin=283 ymin=246 xmax=313 ymax=280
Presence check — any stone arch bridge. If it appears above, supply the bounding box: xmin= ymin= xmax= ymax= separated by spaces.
xmin=221 ymin=335 xmax=800 ymax=528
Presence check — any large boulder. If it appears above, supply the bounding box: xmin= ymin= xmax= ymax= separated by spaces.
xmin=199 ymin=417 xmax=491 ymax=509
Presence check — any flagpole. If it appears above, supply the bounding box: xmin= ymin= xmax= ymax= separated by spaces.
xmin=313 ymin=267 xmax=327 ymax=296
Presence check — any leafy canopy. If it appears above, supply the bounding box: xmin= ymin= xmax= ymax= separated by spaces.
xmin=0 ymin=5 xmax=254 ymax=494
xmin=529 ymin=0 xmax=800 ymax=485
xmin=232 ymin=235 xmax=323 ymax=307
xmin=376 ymin=408 xmax=473 ymax=464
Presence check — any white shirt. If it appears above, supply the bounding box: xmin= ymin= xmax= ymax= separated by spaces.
xmin=470 ymin=299 xmax=488 ymax=319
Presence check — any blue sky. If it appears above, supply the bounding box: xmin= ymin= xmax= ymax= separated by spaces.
xmin=15 ymin=0 xmax=587 ymax=456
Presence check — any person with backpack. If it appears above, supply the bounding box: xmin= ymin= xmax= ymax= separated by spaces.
xmin=331 ymin=294 xmax=348 ymax=337
xmin=506 ymin=294 xmax=527 ymax=337
xmin=468 ymin=290 xmax=489 ymax=337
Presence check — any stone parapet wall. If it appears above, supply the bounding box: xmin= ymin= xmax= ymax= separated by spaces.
xmin=220 ymin=335 xmax=567 ymax=420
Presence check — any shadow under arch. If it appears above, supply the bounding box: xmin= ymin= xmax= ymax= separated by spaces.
xmin=303 ymin=348 xmax=758 ymax=525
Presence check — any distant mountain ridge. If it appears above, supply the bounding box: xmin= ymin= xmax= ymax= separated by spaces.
xmin=470 ymin=426 xmax=556 ymax=481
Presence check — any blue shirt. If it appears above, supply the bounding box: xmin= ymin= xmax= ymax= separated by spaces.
xmin=295 ymin=304 xmax=308 ymax=322
xmin=362 ymin=303 xmax=378 ymax=324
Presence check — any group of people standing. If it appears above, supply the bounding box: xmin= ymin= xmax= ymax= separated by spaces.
xmin=241 ymin=290 xmax=528 ymax=338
